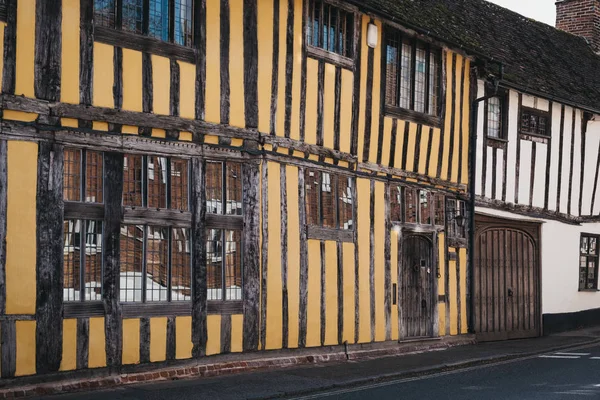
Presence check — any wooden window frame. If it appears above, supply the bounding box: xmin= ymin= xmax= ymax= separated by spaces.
xmin=446 ymin=198 xmax=467 ymax=248
xmin=484 ymin=87 xmax=509 ymax=143
xmin=579 ymin=233 xmax=600 ymax=292
xmin=305 ymin=169 xmax=355 ymax=242
xmin=94 ymin=0 xmax=198 ymax=63
xmin=305 ymin=0 xmax=357 ymax=69
xmin=0 ymin=0 xmax=7 ymax=23
xmin=518 ymin=105 xmax=551 ymax=144
xmin=389 ymin=185 xmax=445 ymax=230
xmin=383 ymin=26 xmax=442 ymax=127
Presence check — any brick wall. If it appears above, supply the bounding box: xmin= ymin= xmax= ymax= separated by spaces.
xmin=556 ymin=0 xmax=600 ymax=51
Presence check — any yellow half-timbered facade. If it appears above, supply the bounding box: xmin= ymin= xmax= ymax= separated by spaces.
xmin=0 ymin=0 xmax=473 ymax=380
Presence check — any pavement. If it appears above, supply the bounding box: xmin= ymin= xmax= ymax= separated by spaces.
xmin=41 ymin=327 xmax=600 ymax=400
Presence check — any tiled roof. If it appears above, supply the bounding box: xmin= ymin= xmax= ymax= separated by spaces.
xmin=355 ymin=0 xmax=600 ymax=112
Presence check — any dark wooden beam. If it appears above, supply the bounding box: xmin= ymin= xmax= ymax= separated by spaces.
xmin=36 ymin=142 xmax=64 ymax=374
xmin=384 ymin=183 xmax=392 ymax=341
xmin=0 ymin=140 xmax=6 ymax=315
xmin=76 ymin=318 xmax=89 ymax=370
xmin=139 ymin=318 xmax=150 ymax=364
xmin=194 ymin=0 xmax=207 ymax=121
xmin=220 ymin=0 xmax=230 ymax=125
xmin=280 ymin=164 xmax=289 ymax=349
xmin=34 ymin=0 xmax=62 ymax=101
xmin=113 ymin=47 xmax=123 ymax=110
xmin=369 ymin=180 xmax=375 ymax=342
xmin=260 ymin=161 xmax=268 ymax=350
xmin=2 ymin=0 xmax=16 ymax=95
xmin=349 ymin=15 xmax=362 ymax=156
xmin=166 ymin=316 xmax=176 ymax=361
xmin=220 ymin=314 xmax=232 ymax=354
xmin=244 ymin=0 xmax=259 ymax=128
xmin=191 ymin=158 xmax=207 ymax=357
xmin=283 ymin=0 xmax=294 ymax=138
xmin=298 ymin=167 xmax=308 ymax=348
xmin=1 ymin=320 xmax=16 ymax=378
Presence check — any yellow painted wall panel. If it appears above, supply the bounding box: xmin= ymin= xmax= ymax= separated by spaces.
xmin=122 ymin=49 xmax=143 ymax=112
xmin=204 ymin=135 xmax=219 ymax=144
xmin=275 ymin=0 xmax=288 ymax=137
xmin=152 ymin=55 xmax=170 ymax=115
xmin=15 ymin=321 xmax=35 ymax=376
xmin=60 ymin=319 xmax=77 ymax=371
xmin=93 ymin=121 xmax=109 ymax=131
xmin=61 ymin=0 xmax=80 ymax=104
xmin=324 ymin=241 xmax=338 ymax=346
xmin=342 ymin=242 xmax=355 ymax=343
xmin=206 ymin=315 xmax=221 ymax=356
xmin=0 ymin=23 xmax=5 ymax=94
xmin=179 ymin=61 xmax=196 ymax=119
xmin=231 ymin=315 xmax=244 ymax=353
xmin=180 ymin=131 xmax=193 ymax=141
xmin=461 ymin=59 xmax=471 ymax=185
xmin=440 ymin=51 xmax=453 ymax=180
xmin=122 ymin=125 xmax=138 ymax=135
xmin=205 ymin=0 xmax=221 ymax=123
xmin=357 ymin=178 xmax=371 ymax=343
xmin=175 ymin=316 xmax=193 ymax=360
xmin=306 ymin=239 xmax=321 ymax=347
xmin=451 ymin=55 xmax=463 ymax=183
xmin=61 ymin=118 xmax=78 ymax=128
xmin=6 ymin=141 xmax=37 ymax=315
xmin=257 ymin=0 xmax=273 ymax=133
xmin=374 ymin=182 xmax=385 ymax=342
xmin=438 ymin=233 xmax=446 ymax=295
xmin=151 ymin=128 xmax=166 ymax=138
xmin=286 ymin=165 xmax=300 ymax=348
xmin=390 ymin=229 xmax=399 ymax=341
xmin=418 ymin=127 xmax=430 ymax=175
xmin=394 ymin=120 xmax=405 ymax=170
xmin=405 ymin=123 xmax=417 ymax=172
xmin=266 ymin=162 xmax=283 ymax=350
xmin=356 ymin=15 xmax=368 ymax=161
xmin=448 ymin=255 xmax=458 ymax=335
xmin=150 ymin=317 xmax=167 ymax=362
xmin=93 ymin=43 xmax=114 ymax=108
xmin=15 ymin=0 xmax=34 ymax=97
xmin=339 ymin=69 xmax=353 ymax=154
xmin=229 ymin=0 xmax=246 ymax=128
xmin=381 ymin=118 xmax=392 ymax=167
xmin=3 ymin=110 xmax=36 ymax=122
xmin=88 ymin=317 xmax=106 ymax=368
xmin=459 ymin=248 xmax=468 ymax=333
xmin=304 ymin=58 xmax=319 ymax=145
xmin=368 ymin=20 xmax=382 ymax=164
xmin=289 ymin=0 xmax=303 ymax=140
xmin=428 ymin=128 xmax=441 ymax=177
xmin=438 ymin=303 xmax=446 ymax=337
xmin=323 ymin=63 xmax=336 ymax=149
xmin=122 ymin=319 xmax=140 ymax=365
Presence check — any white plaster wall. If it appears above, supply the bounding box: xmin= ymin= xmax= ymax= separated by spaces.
xmin=532 ymin=143 xmax=547 ymax=208
xmin=547 ymin=102 xmax=562 ymax=212
xmin=583 ymin=120 xmax=600 ymax=216
xmin=475 ymin=80 xmax=485 ymax=197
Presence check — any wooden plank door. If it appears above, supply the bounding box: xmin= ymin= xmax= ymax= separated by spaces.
xmin=474 ymin=215 xmax=540 ymax=341
xmin=401 ymin=235 xmax=435 ymax=339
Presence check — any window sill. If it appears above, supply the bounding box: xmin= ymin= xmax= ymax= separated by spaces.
xmin=578 ymin=289 xmax=600 ymax=293
xmin=518 ymin=131 xmax=550 ymax=144
xmin=120 ymin=301 xmax=243 ymax=317
xmin=64 ymin=301 xmax=105 ymax=318
xmin=94 ymin=26 xmax=195 ymax=64
xmin=307 ymin=225 xmax=354 ymax=242
xmin=306 ymin=45 xmax=354 ymax=69
xmin=384 ymin=105 xmax=441 ymax=128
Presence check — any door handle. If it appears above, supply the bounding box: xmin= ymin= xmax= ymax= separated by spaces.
xmin=507 ymin=288 xmax=513 ymax=297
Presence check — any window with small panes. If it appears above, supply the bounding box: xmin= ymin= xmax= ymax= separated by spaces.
xmin=579 ymin=234 xmax=599 ymax=291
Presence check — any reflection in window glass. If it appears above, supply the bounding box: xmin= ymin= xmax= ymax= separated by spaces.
xmin=305 ymin=169 xmax=320 ymax=226
xmin=487 ymin=96 xmax=502 ymax=138
xmin=123 ymin=154 xmax=144 ymax=207
xmin=321 ymin=173 xmax=336 ymax=228
xmin=120 ymin=225 xmax=144 ymax=302
xmin=170 ymin=158 xmax=189 ymax=211
xmin=149 ymin=0 xmax=169 ymax=41
xmin=94 ymin=0 xmax=116 ymax=28
xmin=174 ymin=0 xmax=193 ymax=47
xmin=147 ymin=156 xmax=168 ymax=209
xmin=338 ymin=177 xmax=353 ymax=230
xmin=226 ymin=163 xmax=243 ymax=216
xmin=206 ymin=228 xmax=223 ymax=300
xmin=405 ymin=188 xmax=417 ymax=224
xmin=390 ymin=186 xmax=402 ymax=222
xmin=122 ymin=0 xmax=143 ymax=34
xmin=63 ymin=149 xmax=82 ymax=202
xmin=419 ymin=190 xmax=431 ymax=225
xmin=145 ymin=226 xmax=169 ymax=302
xmin=171 ymin=228 xmax=191 ymax=301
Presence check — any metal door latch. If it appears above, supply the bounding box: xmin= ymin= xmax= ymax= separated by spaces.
xmin=507 ymin=288 xmax=513 ymax=297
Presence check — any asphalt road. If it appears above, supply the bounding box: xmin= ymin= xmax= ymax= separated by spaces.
xmin=293 ymin=344 xmax=600 ymax=400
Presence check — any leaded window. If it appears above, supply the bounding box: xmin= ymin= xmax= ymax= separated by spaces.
xmin=520 ymin=108 xmax=550 ymax=137
xmin=580 ymin=234 xmax=599 ymax=291
xmin=305 ymin=169 xmax=354 ymax=230
xmin=94 ymin=0 xmax=194 ymax=47
xmin=307 ymin=0 xmax=354 ymax=59
xmin=446 ymin=198 xmax=467 ymax=239
xmin=487 ymin=96 xmax=502 ymax=139
xmin=385 ymin=28 xmax=440 ymax=116
xmin=390 ymin=186 xmax=444 ymax=226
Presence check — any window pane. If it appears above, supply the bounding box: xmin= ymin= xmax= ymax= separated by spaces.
xmin=419 ymin=190 xmax=431 ymax=225
xmin=206 ymin=229 xmax=223 ymax=301
xmin=171 ymin=158 xmax=189 ymax=211
xmin=321 ymin=173 xmax=336 ymax=228
xmin=405 ymin=188 xmax=417 ymax=223
xmin=414 ymin=45 xmax=427 ymax=113
xmin=390 ymin=185 xmax=402 ymax=222
xmin=400 ymin=39 xmax=413 ymax=110
xmin=206 ymin=162 xmax=223 ymax=214
xmin=149 ymin=0 xmax=169 ymax=41
xmin=122 ymin=0 xmax=143 ymax=34
xmin=63 ymin=148 xmax=81 ymax=202
xmin=428 ymin=52 xmax=439 ymax=115
xmin=487 ymin=97 xmax=502 ymax=138
xmin=225 ymin=230 xmax=242 ymax=300
xmin=123 ymin=154 xmax=144 ymax=206
xmin=85 ymin=151 xmax=104 ymax=203
xmin=146 ymin=226 xmax=169 ymax=302
xmin=385 ymin=32 xmax=399 ymax=107
xmin=338 ymin=177 xmax=353 ymax=230
xmin=148 ymin=156 xmax=168 ymax=209
xmin=94 ymin=0 xmax=116 ymax=28
xmin=174 ymin=0 xmax=193 ymax=46
xmin=434 ymin=193 xmax=445 ymax=226
xmin=63 ymin=220 xmax=81 ymax=302
xmin=226 ymin=162 xmax=243 ymax=216
xmin=120 ymin=225 xmax=144 ymax=302
xmin=83 ymin=220 xmax=103 ymax=301
xmin=520 ymin=111 xmax=549 ymax=136
xmin=305 ymin=169 xmax=320 ymax=226
xmin=307 ymin=0 xmax=353 ymax=57
xmin=171 ymin=228 xmax=191 ymax=301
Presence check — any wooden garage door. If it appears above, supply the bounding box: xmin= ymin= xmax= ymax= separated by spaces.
xmin=474 ymin=215 xmax=541 ymax=341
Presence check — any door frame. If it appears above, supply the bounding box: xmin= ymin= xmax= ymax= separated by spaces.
xmin=398 ymin=227 xmax=439 ymax=341
xmin=473 ymin=213 xmax=542 ymax=341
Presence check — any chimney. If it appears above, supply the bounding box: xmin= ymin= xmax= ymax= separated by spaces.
xmin=556 ymin=0 xmax=600 ymax=51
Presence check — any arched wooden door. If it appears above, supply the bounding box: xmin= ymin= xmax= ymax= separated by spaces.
xmin=474 ymin=215 xmax=541 ymax=341
xmin=401 ymin=235 xmax=435 ymax=339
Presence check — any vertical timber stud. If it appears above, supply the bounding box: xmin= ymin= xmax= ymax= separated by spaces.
xmin=220 ymin=0 xmax=230 ymax=125
xmin=114 ymin=47 xmax=124 ymax=110
xmin=280 ymin=165 xmax=289 ymax=348
xmin=260 ymin=161 xmax=268 ymax=350
xmin=195 ymin=0 xmax=207 ymax=121
xmin=36 ymin=143 xmax=65 ymax=374
xmin=242 ymin=161 xmax=261 ymax=351
xmin=369 ymin=180 xmax=375 ymax=342
xmin=353 ymin=175 xmax=359 ymax=344
xmin=140 ymin=53 xmax=153 ymax=136
xmin=166 ymin=317 xmax=176 ymax=361
xmin=103 ymin=152 xmax=124 ymax=368
xmin=139 ymin=318 xmax=150 ymax=364
xmin=1 ymin=320 xmax=16 ymax=378
xmin=363 ymin=22 xmax=375 ymax=163
xmin=384 ymin=184 xmax=392 ymax=341
xmin=316 ymin=61 xmax=325 ymax=147
xmin=350 ymin=14 xmax=362 ymax=156
xmin=191 ymin=159 xmax=208 ymax=357
xmin=298 ymin=167 xmax=308 ymax=348
xmin=244 ymin=0 xmax=259 ymax=128
xmin=76 ymin=318 xmax=89 ymax=370
xmin=283 ymin=0 xmax=294 ymax=138
xmin=336 ymin=241 xmax=343 ymax=345
xmin=220 ymin=314 xmax=231 ymax=354
xmin=270 ymin=0 xmax=280 ymax=136
xmin=320 ymin=241 xmax=325 ymax=346
xmin=2 ymin=0 xmax=16 ymax=95
xmin=79 ymin=0 xmax=94 ymax=128
xmin=0 ymin=140 xmax=6 ymax=315
xmin=35 ymin=0 xmax=62 ymax=101
xmin=168 ymin=60 xmax=180 ymax=140
xmin=299 ymin=0 xmax=308 ymax=142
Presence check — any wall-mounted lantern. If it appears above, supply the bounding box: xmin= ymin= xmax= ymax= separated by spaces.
xmin=367 ymin=23 xmax=378 ymax=48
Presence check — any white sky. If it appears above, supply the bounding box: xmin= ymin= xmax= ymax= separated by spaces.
xmin=488 ymin=0 xmax=556 ymax=26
